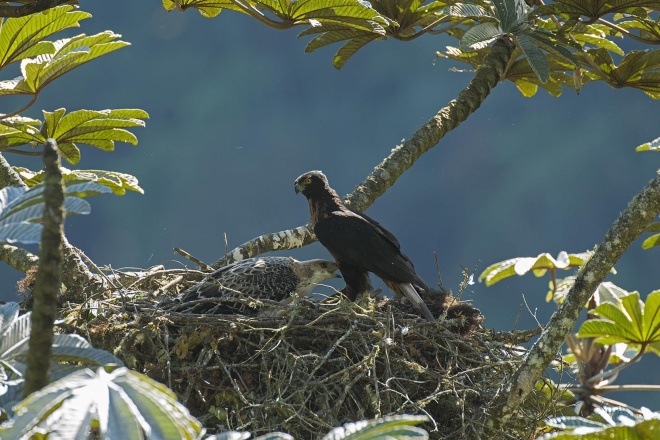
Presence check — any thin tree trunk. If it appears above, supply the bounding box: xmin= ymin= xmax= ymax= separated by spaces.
xmin=213 ymin=37 xmax=516 ymax=268
xmin=23 ymin=140 xmax=64 ymax=396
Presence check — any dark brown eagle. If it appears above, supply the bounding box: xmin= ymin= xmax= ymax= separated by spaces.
xmin=162 ymin=257 xmax=339 ymax=314
xmin=294 ymin=170 xmax=435 ymax=322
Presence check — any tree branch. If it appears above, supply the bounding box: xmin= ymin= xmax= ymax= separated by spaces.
xmin=0 ymin=243 xmax=38 ymax=273
xmin=213 ymin=37 xmax=515 ymax=268
xmin=0 ymin=0 xmax=76 ymax=18
xmin=485 ymin=170 xmax=660 ymax=432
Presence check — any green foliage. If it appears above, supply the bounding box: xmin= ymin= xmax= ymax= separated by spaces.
xmin=166 ymin=0 xmax=660 ymax=96
xmin=164 ymin=0 xmax=388 ymax=68
xmin=16 ymin=166 xmax=143 ymax=195
xmin=0 ymin=7 xmax=127 ymax=99
xmin=206 ymin=416 xmax=429 ymax=439
xmin=0 ymin=6 xmax=91 ymax=67
xmin=0 ymin=5 xmax=147 ymax=168
xmin=635 ymin=136 xmax=660 ymax=152
xmin=0 ymin=179 xmax=111 ymax=244
xmin=321 ymin=415 xmax=429 ymax=439
xmin=541 ymin=406 xmax=660 ymax=439
xmin=0 ymin=302 xmax=123 ymax=412
xmin=578 ymin=291 xmax=660 ymax=357
xmin=0 ymin=109 xmax=148 ymax=164
xmin=0 ymin=365 xmax=204 ymax=440
xmin=479 ymin=251 xmax=591 ymax=286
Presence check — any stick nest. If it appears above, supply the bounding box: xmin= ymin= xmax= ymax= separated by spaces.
xmin=54 ymin=267 xmax=550 ymax=439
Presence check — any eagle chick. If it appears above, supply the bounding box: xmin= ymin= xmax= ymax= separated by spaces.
xmin=294 ymin=170 xmax=436 ymax=322
xmin=163 ymin=257 xmax=339 ymax=314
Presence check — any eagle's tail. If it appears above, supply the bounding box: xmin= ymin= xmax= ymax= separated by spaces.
xmin=390 ymin=282 xmax=436 ymax=323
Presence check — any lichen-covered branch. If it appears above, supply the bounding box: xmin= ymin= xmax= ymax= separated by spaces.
xmin=23 ymin=139 xmax=63 ymax=396
xmin=485 ymin=171 xmax=660 ymax=432
xmin=215 ymin=37 xmax=515 ymax=267
xmin=0 ymin=0 xmax=75 ymax=18
xmin=0 ymin=244 xmax=38 ymax=273
xmin=213 ymin=225 xmax=315 ymax=268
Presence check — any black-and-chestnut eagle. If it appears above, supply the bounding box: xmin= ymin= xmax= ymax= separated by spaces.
xmin=162 ymin=256 xmax=339 ymax=314
xmin=294 ymin=170 xmax=436 ymax=322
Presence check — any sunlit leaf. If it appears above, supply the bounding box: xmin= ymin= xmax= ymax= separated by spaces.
xmin=16 ymin=167 xmax=144 ymax=195
xmin=480 ymin=251 xmax=587 ymax=286
xmin=18 ymin=32 xmax=130 ymax=95
xmin=578 ymin=291 xmax=660 ymax=356
xmin=0 ymin=6 xmax=90 ymax=68
xmin=542 ymin=407 xmax=660 ymax=439
xmin=321 ymin=414 xmax=429 ymax=439
xmin=0 ymin=116 xmax=42 ymax=149
xmin=0 ymin=366 xmax=204 ymax=439
xmin=162 ymin=0 xmax=241 ymax=17
xmin=636 ymin=136 xmax=660 ymax=152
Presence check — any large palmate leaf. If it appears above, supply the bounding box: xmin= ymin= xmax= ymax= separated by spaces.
xmin=578 ymin=291 xmax=660 ymax=356
xmin=4 ymin=31 xmax=130 ymax=97
xmin=0 ymin=5 xmax=90 ymax=68
xmin=580 ymin=48 xmax=660 ymax=98
xmin=0 ymin=179 xmax=111 ymax=244
xmin=0 ymin=366 xmax=204 ymax=440
xmin=0 ymin=115 xmax=42 ymax=148
xmin=0 ymin=108 xmax=148 ymax=164
xmin=479 ymin=251 xmax=592 ymax=286
xmin=165 ymin=0 xmax=388 ymax=68
xmin=162 ymin=0 xmax=239 ymax=18
xmin=536 ymin=0 xmax=660 ymax=21
xmin=16 ymin=166 xmax=144 ymax=195
xmin=0 ymin=303 xmax=124 ymax=409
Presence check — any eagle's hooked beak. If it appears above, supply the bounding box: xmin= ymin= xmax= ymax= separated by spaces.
xmin=294 ymin=180 xmax=303 ymax=195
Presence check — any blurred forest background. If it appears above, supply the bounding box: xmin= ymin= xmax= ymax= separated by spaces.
xmin=1 ymin=0 xmax=658 ymax=407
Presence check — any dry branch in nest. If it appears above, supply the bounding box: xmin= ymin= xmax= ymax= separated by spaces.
xmin=56 ymin=267 xmax=551 ymax=439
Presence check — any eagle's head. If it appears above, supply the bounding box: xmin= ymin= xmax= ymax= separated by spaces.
xmin=294 ymin=170 xmax=328 ymax=197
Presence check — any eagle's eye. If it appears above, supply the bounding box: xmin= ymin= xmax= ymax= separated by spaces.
xmin=304 ymin=177 xmax=312 ymax=185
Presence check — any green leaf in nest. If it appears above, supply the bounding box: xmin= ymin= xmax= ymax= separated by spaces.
xmin=578 ymin=291 xmax=660 ymax=356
